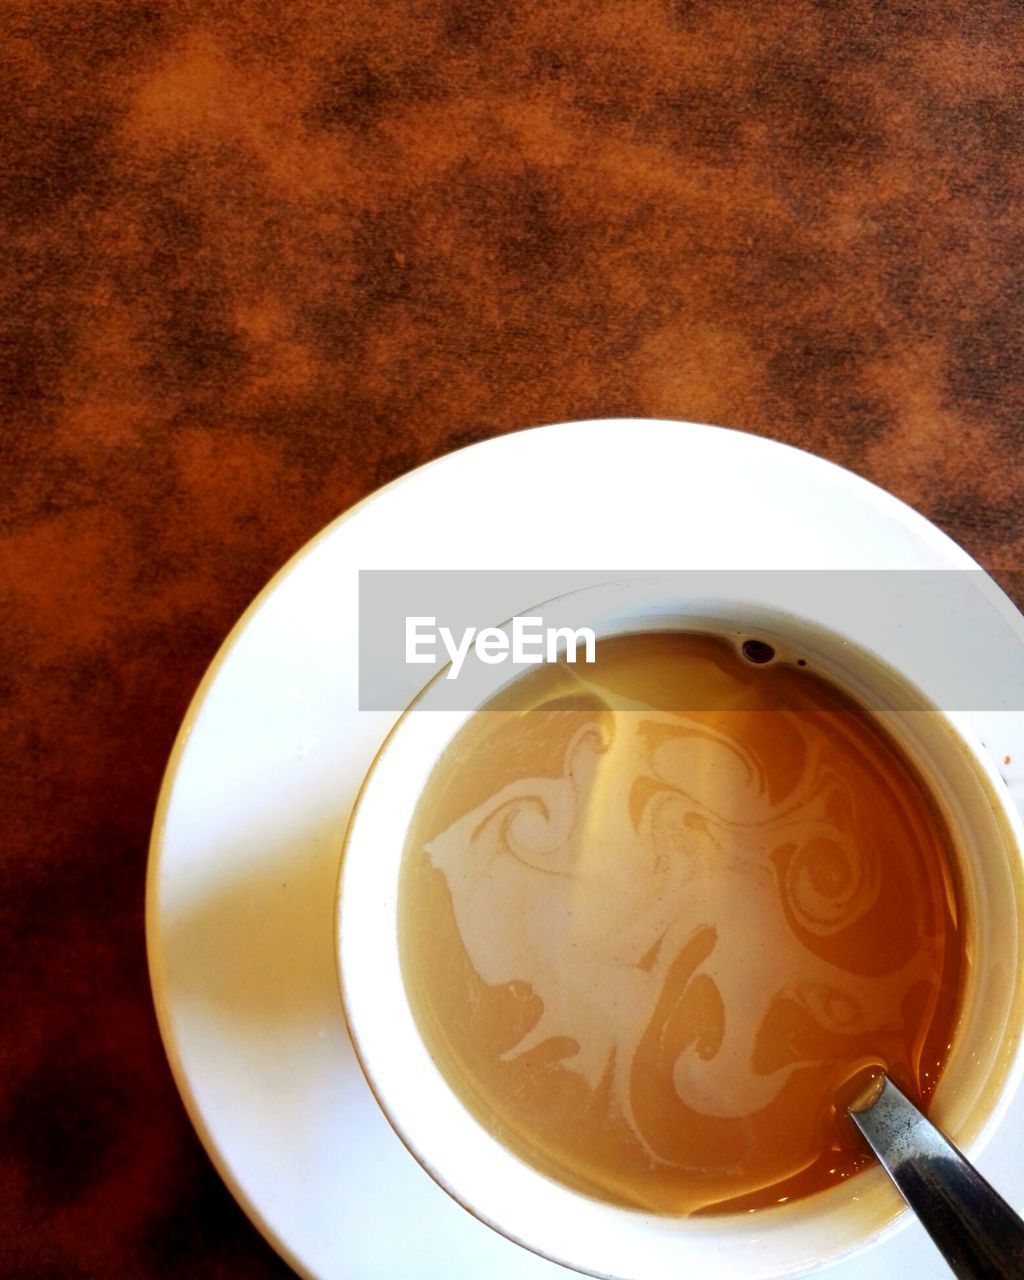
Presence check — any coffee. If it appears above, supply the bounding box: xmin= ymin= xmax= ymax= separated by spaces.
xmin=398 ymin=631 xmax=967 ymax=1215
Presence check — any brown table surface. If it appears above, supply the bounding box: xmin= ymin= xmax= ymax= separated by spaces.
xmin=3 ymin=2 xmax=1022 ymax=1276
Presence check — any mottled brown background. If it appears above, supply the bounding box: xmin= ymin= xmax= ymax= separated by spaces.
xmin=2 ymin=0 xmax=1022 ymax=1275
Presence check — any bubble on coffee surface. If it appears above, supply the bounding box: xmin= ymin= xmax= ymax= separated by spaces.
xmin=741 ymin=638 xmax=776 ymax=664
xmin=399 ymin=631 xmax=966 ymax=1215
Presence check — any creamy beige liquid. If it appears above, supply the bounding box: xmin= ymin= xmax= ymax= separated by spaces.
xmin=398 ymin=632 xmax=966 ymax=1214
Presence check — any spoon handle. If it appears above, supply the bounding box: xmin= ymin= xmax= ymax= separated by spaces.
xmin=850 ymin=1076 xmax=1024 ymax=1279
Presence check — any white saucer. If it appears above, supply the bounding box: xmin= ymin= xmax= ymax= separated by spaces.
xmin=146 ymin=419 xmax=1024 ymax=1279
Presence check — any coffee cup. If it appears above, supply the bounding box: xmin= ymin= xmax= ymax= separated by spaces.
xmin=338 ymin=576 xmax=1024 ymax=1280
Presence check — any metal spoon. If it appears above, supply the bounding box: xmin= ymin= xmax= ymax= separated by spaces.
xmin=849 ymin=1075 xmax=1024 ymax=1279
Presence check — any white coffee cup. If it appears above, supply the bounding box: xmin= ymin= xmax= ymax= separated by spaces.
xmin=337 ymin=577 xmax=1024 ymax=1280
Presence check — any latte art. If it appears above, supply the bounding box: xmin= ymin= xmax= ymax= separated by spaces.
xmin=400 ymin=633 xmax=966 ymax=1213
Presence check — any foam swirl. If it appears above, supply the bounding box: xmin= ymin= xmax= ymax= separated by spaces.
xmin=427 ymin=703 xmax=927 ymax=1143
